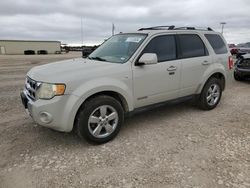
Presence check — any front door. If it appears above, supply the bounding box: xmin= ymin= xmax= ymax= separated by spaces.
xmin=133 ymin=34 xmax=181 ymax=108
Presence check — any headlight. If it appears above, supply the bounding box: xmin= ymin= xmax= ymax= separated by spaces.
xmin=36 ymin=83 xmax=66 ymax=100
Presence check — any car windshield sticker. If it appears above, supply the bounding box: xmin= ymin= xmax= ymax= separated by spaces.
xmin=126 ymin=37 xmax=142 ymax=43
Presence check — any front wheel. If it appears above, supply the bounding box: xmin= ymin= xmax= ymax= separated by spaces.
xmin=198 ymin=78 xmax=222 ymax=110
xmin=75 ymin=95 xmax=124 ymax=144
xmin=234 ymin=71 xmax=244 ymax=81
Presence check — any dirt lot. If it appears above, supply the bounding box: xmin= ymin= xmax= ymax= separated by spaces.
xmin=0 ymin=53 xmax=249 ymax=188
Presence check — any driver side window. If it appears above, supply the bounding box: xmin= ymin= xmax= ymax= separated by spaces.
xmin=142 ymin=35 xmax=176 ymax=62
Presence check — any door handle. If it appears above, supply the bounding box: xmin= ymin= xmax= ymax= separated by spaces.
xmin=167 ymin=66 xmax=177 ymax=71
xmin=202 ymin=60 xmax=210 ymax=65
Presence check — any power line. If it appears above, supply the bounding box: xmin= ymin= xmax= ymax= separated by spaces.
xmin=81 ymin=17 xmax=83 ymax=45
xmin=112 ymin=23 xmax=115 ymax=36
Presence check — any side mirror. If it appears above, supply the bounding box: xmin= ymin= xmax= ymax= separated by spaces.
xmin=138 ymin=53 xmax=158 ymax=65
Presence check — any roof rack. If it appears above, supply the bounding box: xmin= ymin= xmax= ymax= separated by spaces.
xmin=138 ymin=25 xmax=213 ymax=31
xmin=174 ymin=27 xmax=213 ymax=31
xmin=138 ymin=25 xmax=175 ymax=31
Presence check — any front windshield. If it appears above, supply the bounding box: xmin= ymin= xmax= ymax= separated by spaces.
xmin=88 ymin=34 xmax=147 ymax=63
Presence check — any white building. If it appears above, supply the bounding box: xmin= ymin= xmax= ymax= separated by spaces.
xmin=0 ymin=40 xmax=61 ymax=55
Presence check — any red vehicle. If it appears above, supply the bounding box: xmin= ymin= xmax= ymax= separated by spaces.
xmin=229 ymin=43 xmax=250 ymax=56
xmin=228 ymin=44 xmax=238 ymax=55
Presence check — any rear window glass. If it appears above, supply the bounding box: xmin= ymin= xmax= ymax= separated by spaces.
xmin=178 ymin=34 xmax=207 ymax=58
xmin=205 ymin=34 xmax=228 ymax=54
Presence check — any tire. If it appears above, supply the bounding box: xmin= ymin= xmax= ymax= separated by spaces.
xmin=75 ymin=95 xmax=124 ymax=144
xmin=198 ymin=77 xmax=222 ymax=110
xmin=234 ymin=71 xmax=243 ymax=81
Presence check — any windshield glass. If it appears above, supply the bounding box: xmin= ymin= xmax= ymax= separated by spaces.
xmin=88 ymin=34 xmax=147 ymax=63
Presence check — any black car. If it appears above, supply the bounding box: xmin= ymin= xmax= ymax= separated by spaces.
xmin=234 ymin=54 xmax=250 ymax=81
xmin=82 ymin=46 xmax=99 ymax=58
xmin=229 ymin=42 xmax=250 ymax=57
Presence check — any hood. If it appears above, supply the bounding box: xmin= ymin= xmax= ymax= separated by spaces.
xmin=27 ymin=58 xmax=120 ymax=83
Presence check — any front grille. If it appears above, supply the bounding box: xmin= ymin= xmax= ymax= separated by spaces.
xmin=238 ymin=59 xmax=250 ymax=69
xmin=25 ymin=77 xmax=40 ymax=101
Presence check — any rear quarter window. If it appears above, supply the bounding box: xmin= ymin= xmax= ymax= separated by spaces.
xmin=205 ymin=34 xmax=228 ymax=54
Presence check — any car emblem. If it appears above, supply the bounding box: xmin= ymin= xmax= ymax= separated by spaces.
xmin=26 ymin=83 xmax=31 ymax=89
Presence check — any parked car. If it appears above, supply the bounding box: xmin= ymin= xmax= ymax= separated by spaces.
xmin=82 ymin=48 xmax=94 ymax=57
xmin=229 ymin=42 xmax=250 ymax=56
xmin=24 ymin=50 xmax=35 ymax=55
xmin=37 ymin=50 xmax=48 ymax=55
xmin=82 ymin=46 xmax=99 ymax=57
xmin=234 ymin=54 xmax=250 ymax=81
xmin=228 ymin=44 xmax=238 ymax=55
xmin=21 ymin=26 xmax=232 ymax=143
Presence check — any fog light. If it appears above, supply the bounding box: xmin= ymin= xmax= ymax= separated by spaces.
xmin=39 ymin=112 xmax=53 ymax=124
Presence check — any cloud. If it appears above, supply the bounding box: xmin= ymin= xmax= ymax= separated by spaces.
xmin=0 ymin=0 xmax=250 ymax=45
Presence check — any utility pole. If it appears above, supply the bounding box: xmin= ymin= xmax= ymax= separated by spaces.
xmin=112 ymin=23 xmax=115 ymax=36
xmin=81 ymin=17 xmax=83 ymax=45
xmin=220 ymin=22 xmax=226 ymax=34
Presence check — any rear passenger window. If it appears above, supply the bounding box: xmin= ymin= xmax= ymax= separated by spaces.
xmin=205 ymin=34 xmax=228 ymax=54
xmin=142 ymin=35 xmax=176 ymax=62
xmin=179 ymin=34 xmax=207 ymax=58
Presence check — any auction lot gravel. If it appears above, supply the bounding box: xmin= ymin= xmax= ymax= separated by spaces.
xmin=0 ymin=53 xmax=249 ymax=188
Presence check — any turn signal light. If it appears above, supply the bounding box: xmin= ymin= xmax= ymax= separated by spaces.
xmin=53 ymin=84 xmax=66 ymax=95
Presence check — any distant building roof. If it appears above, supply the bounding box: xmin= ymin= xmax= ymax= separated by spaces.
xmin=0 ymin=39 xmax=61 ymax=43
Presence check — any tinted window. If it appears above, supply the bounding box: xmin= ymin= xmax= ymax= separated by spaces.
xmin=179 ymin=34 xmax=207 ymax=58
xmin=142 ymin=35 xmax=176 ymax=62
xmin=205 ymin=34 xmax=228 ymax=54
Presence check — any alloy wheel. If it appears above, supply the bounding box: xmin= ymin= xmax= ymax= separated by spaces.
xmin=88 ymin=105 xmax=119 ymax=138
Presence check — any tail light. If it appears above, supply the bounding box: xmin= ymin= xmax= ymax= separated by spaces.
xmin=228 ymin=56 xmax=234 ymax=70
xmin=230 ymin=48 xmax=238 ymax=55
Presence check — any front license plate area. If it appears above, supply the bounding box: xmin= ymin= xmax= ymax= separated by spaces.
xmin=21 ymin=92 xmax=28 ymax=109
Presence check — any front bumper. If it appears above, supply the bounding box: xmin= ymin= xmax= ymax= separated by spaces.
xmin=235 ymin=67 xmax=250 ymax=77
xmin=20 ymin=90 xmax=31 ymax=116
xmin=20 ymin=89 xmax=79 ymax=132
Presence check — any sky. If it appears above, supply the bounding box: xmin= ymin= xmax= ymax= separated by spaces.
xmin=0 ymin=0 xmax=250 ymax=46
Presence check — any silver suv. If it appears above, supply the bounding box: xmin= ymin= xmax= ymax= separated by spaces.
xmin=21 ymin=26 xmax=233 ymax=143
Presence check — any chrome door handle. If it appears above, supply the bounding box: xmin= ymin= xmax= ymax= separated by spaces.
xmin=167 ymin=66 xmax=177 ymax=71
xmin=202 ymin=60 xmax=210 ymax=65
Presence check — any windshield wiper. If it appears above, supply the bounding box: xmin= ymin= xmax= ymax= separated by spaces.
xmin=88 ymin=56 xmax=107 ymax=62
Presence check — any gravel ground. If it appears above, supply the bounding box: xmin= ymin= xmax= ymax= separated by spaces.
xmin=0 ymin=53 xmax=249 ymax=188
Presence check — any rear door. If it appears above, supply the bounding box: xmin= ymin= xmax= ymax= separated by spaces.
xmin=204 ymin=34 xmax=229 ymax=69
xmin=177 ymin=34 xmax=212 ymax=97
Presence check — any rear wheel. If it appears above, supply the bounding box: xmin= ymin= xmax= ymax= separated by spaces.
xmin=198 ymin=77 xmax=222 ymax=110
xmin=75 ymin=95 xmax=124 ymax=144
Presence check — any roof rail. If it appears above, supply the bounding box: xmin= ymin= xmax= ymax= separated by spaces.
xmin=138 ymin=25 xmax=175 ymax=31
xmin=174 ymin=27 xmax=213 ymax=31
xmin=138 ymin=26 xmax=213 ymax=31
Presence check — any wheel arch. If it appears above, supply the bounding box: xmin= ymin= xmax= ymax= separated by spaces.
xmin=208 ymin=72 xmax=225 ymax=90
xmin=197 ymin=71 xmax=226 ymax=94
xmin=72 ymin=90 xmax=131 ymax=132
xmin=82 ymin=90 xmax=130 ymax=112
